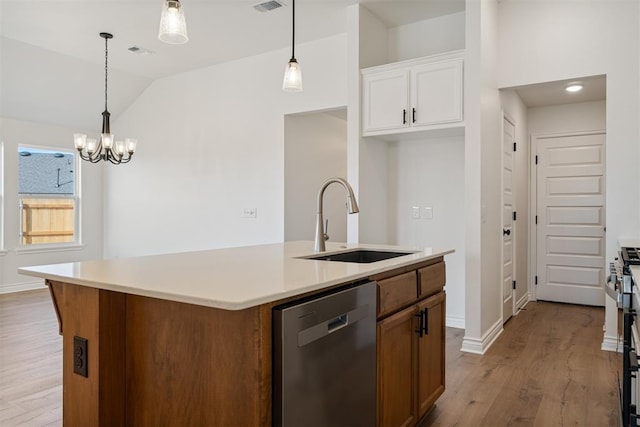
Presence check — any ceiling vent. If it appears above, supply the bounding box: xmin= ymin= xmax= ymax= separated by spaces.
xmin=253 ymin=0 xmax=285 ymax=12
xmin=128 ymin=46 xmax=154 ymax=55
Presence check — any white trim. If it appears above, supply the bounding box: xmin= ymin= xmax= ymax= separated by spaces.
xmin=14 ymin=243 xmax=85 ymax=255
xmin=0 ymin=279 xmax=46 ymax=294
xmin=446 ymin=315 xmax=465 ymax=329
xmin=460 ymin=318 xmax=503 ymax=354
xmin=601 ymin=334 xmax=621 ymax=353
xmin=515 ymin=291 xmax=529 ymax=312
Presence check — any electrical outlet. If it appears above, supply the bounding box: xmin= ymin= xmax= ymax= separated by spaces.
xmin=241 ymin=208 xmax=257 ymax=218
xmin=412 ymin=206 xmax=420 ymax=219
xmin=73 ymin=336 xmax=88 ymax=378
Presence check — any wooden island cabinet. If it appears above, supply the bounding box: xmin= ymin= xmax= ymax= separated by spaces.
xmin=20 ymin=242 xmax=450 ymax=426
xmin=373 ymin=258 xmax=446 ymax=427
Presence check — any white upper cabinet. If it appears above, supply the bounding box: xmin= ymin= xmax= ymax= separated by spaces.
xmin=361 ymin=51 xmax=464 ymax=137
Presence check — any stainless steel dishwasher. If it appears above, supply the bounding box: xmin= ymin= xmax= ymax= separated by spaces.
xmin=273 ymin=281 xmax=377 ymax=427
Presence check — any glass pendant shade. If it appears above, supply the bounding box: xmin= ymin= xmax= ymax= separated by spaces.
xmin=282 ymin=59 xmax=303 ymax=92
xmin=73 ymin=133 xmax=87 ymax=149
xmin=102 ymin=133 xmax=114 ymax=149
xmin=159 ymin=0 xmax=189 ymax=44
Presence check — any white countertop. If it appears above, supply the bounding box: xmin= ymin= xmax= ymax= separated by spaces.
xmin=19 ymin=241 xmax=453 ymax=310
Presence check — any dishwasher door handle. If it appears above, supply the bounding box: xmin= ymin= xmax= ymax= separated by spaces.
xmin=298 ymin=304 xmax=369 ymax=347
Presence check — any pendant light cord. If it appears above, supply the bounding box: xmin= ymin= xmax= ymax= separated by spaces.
xmin=291 ymin=0 xmax=295 ymax=60
xmin=104 ymin=35 xmax=108 ymax=111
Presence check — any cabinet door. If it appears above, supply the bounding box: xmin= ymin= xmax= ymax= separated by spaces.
xmin=377 ymin=304 xmax=418 ymax=427
xmin=416 ymin=291 xmax=446 ymax=418
xmin=362 ymin=69 xmax=410 ymax=134
xmin=411 ymin=58 xmax=463 ymax=127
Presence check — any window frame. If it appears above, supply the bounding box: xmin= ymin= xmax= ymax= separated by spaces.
xmin=15 ymin=144 xmax=82 ymax=252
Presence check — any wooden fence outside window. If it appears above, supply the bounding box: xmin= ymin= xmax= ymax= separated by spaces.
xmin=21 ymin=198 xmax=75 ymax=245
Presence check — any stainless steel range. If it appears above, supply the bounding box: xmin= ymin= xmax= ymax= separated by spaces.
xmin=607 ymin=247 xmax=639 ymax=427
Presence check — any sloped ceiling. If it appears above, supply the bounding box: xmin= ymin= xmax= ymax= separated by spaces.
xmin=0 ymin=0 xmax=465 ymax=130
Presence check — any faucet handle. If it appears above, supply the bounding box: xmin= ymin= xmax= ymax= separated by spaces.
xmin=324 ymin=219 xmax=329 ymax=241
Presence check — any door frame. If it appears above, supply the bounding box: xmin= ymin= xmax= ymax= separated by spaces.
xmin=501 ymin=111 xmax=517 ymax=323
xmin=529 ymin=129 xmax=606 ymax=303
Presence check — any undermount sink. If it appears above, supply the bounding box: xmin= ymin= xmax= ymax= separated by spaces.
xmin=300 ymin=249 xmax=417 ymax=264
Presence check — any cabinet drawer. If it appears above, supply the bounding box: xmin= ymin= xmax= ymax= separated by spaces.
xmin=378 ymin=271 xmax=417 ymax=317
xmin=418 ymin=262 xmax=445 ymax=298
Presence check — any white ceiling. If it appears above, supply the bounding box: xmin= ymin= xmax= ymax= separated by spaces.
xmin=0 ymin=0 xmax=465 ymax=80
xmin=512 ymin=75 xmax=606 ymax=108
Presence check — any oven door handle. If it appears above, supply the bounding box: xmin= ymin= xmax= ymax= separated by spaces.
xmin=605 ymin=278 xmax=623 ymax=307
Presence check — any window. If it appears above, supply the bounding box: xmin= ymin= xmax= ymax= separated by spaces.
xmin=18 ymin=146 xmax=78 ymax=246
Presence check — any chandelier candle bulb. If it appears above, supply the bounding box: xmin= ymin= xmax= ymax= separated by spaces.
xmin=74 ymin=134 xmax=87 ymax=149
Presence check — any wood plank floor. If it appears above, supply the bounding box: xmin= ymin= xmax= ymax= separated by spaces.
xmin=422 ymin=301 xmax=621 ymax=427
xmin=0 ymin=290 xmax=621 ymax=426
xmin=0 ymin=289 xmax=61 ymax=426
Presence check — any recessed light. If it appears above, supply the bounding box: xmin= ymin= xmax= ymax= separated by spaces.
xmin=565 ymin=84 xmax=583 ymax=93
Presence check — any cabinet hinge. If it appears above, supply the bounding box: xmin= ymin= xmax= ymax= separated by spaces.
xmin=535 ymin=155 xmax=539 ymax=165
xmin=512 ymin=280 xmax=516 ymax=290
xmin=513 ymin=211 xmax=516 ymax=221
xmin=513 ymin=142 xmax=517 ymax=152
xmin=535 ymin=275 xmax=538 ymax=285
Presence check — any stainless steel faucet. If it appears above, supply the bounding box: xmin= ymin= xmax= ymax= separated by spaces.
xmin=314 ymin=177 xmax=359 ymax=252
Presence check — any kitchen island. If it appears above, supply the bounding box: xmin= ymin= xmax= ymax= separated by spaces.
xmin=19 ymin=241 xmax=453 ymax=426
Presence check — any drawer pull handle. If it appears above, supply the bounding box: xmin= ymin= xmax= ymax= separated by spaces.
xmin=415 ymin=310 xmax=424 ymax=338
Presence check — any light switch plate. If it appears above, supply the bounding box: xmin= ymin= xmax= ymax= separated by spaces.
xmin=424 ymin=207 xmax=433 ymax=220
xmin=412 ymin=206 xmax=420 ymax=219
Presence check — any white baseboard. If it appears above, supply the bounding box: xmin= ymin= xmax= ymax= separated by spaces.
xmin=0 ymin=280 xmax=46 ymax=294
xmin=460 ymin=318 xmax=503 ymax=355
xmin=446 ymin=315 xmax=465 ymax=329
xmin=515 ymin=292 xmax=529 ymax=312
xmin=601 ymin=334 xmax=622 ymax=353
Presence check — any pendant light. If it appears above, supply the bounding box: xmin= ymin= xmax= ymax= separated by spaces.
xmin=282 ymin=0 xmax=302 ymax=91
xmin=73 ymin=33 xmax=137 ymax=165
xmin=159 ymin=0 xmax=189 ymax=44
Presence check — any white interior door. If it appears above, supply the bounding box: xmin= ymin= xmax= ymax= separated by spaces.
xmin=502 ymin=116 xmax=516 ymax=322
xmin=535 ymin=132 xmax=606 ymax=306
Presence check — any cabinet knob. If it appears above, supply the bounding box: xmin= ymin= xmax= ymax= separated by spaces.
xmin=503 ymin=228 xmax=511 ymax=236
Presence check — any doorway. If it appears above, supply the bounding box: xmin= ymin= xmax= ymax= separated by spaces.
xmin=284 ymin=108 xmax=348 ymax=242
xmin=501 ymin=75 xmax=606 ymax=313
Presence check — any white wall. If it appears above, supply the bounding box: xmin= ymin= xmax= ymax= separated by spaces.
xmin=284 ymin=111 xmax=348 ymax=242
xmin=0 ymin=117 xmax=103 ymax=292
xmin=388 ymin=11 xmax=466 ymax=63
xmin=104 ymin=35 xmax=348 ymax=258
xmin=462 ymin=0 xmax=504 ymax=354
xmin=498 ymin=0 xmax=639 ymax=351
xmin=388 ymin=136 xmax=466 ymax=327
xmin=500 ymin=90 xmax=529 ymax=310
xmin=528 ymin=100 xmax=606 ymax=135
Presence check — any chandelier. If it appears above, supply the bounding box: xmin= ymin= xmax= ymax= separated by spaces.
xmin=73 ymin=32 xmax=137 ymax=165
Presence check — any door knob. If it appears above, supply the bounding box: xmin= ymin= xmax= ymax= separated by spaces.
xmin=503 ymin=228 xmax=511 ymax=236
